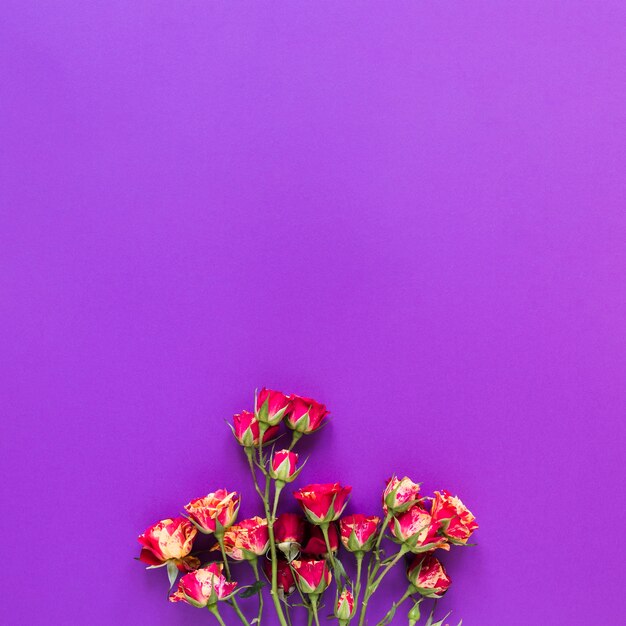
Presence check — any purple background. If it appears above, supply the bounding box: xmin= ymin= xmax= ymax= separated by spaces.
xmin=2 ymin=2 xmax=625 ymax=624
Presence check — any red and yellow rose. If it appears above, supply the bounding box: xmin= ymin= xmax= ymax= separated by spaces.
xmin=184 ymin=489 xmax=239 ymax=534
xmin=169 ymin=563 xmax=237 ymax=607
xmin=138 ymin=517 xmax=199 ymax=571
xmin=407 ymin=554 xmax=452 ymax=598
xmin=339 ymin=514 xmax=380 ymax=553
xmin=430 ymin=490 xmax=478 ymax=544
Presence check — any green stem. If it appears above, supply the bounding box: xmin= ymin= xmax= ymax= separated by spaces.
xmin=371 ymin=546 xmax=408 ymax=590
xmin=358 ymin=546 xmax=408 ymax=626
xmin=250 ymin=428 xmax=288 ymax=626
xmin=251 ymin=558 xmax=264 ymax=625
xmin=283 ymin=598 xmax=293 ymax=626
xmin=376 ymin=586 xmax=413 ymax=626
xmin=347 ymin=552 xmax=364 ymax=624
xmin=320 ymin=522 xmax=342 ymax=592
xmin=307 ymin=608 xmax=314 ymax=626
xmin=288 ymin=430 xmax=303 ymax=450
xmin=310 ymin=594 xmax=321 ymax=626
xmin=217 ymin=535 xmax=250 ymax=626
xmin=208 ymin=605 xmax=227 ymax=626
xmin=267 ymin=482 xmax=289 ymax=626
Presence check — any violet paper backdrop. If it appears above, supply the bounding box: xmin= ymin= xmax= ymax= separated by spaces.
xmin=1 ymin=2 xmax=625 ymax=624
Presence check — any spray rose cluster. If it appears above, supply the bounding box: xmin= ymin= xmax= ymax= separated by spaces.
xmin=137 ymin=389 xmax=478 ymax=625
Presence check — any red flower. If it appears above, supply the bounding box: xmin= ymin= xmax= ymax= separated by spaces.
xmin=407 ymin=555 xmax=451 ymax=598
xmin=274 ymin=513 xmax=306 ymax=545
xmin=232 ymin=411 xmax=279 ymax=448
xmin=335 ymin=590 xmax=355 ymax=620
xmin=286 ymin=395 xmax=329 ymax=434
xmin=390 ymin=505 xmax=449 ymax=553
xmin=138 ymin=517 xmax=199 ymax=572
xmin=294 ymin=483 xmax=352 ymax=523
xmin=291 ymin=559 xmax=332 ymax=594
xmin=255 ymin=388 xmax=291 ymax=426
xmin=270 ymin=450 xmax=299 ymax=483
xmin=383 ymin=476 xmax=422 ymax=514
xmin=184 ymin=489 xmax=240 ymax=534
xmin=215 ymin=516 xmax=269 ymax=561
xmin=339 ymin=514 xmax=380 ymax=552
xmin=263 ymin=559 xmax=297 ymax=597
xmin=169 ymin=563 xmax=237 ymax=607
xmin=430 ymin=491 xmax=478 ymax=544
xmin=302 ymin=523 xmax=339 ymax=556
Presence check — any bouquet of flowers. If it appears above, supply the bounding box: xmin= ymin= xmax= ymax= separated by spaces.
xmin=137 ymin=389 xmax=478 ymax=625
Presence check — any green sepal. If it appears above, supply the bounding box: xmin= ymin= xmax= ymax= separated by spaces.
xmin=166 ymin=561 xmax=179 ymax=591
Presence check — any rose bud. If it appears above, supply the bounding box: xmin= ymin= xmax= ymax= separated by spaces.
xmin=335 ymin=589 xmax=355 ymax=621
xmin=263 ymin=559 xmax=297 ymax=598
xmin=290 ymin=559 xmax=332 ymax=594
xmin=302 ymin=522 xmax=339 ymax=557
xmin=430 ymin=490 xmax=478 ymax=544
xmin=407 ymin=554 xmax=451 ymax=598
xmin=270 ymin=450 xmax=300 ymax=483
xmin=213 ymin=516 xmax=269 ymax=561
xmin=383 ymin=476 xmax=422 ymax=515
xmin=339 ymin=514 xmax=380 ymax=553
xmin=138 ymin=517 xmax=200 ymax=572
xmin=294 ymin=483 xmax=352 ymax=524
xmin=231 ymin=410 xmax=279 ymax=448
xmin=390 ymin=505 xmax=449 ymax=553
xmin=286 ymin=395 xmax=329 ymax=435
xmin=275 ymin=513 xmax=306 ymax=560
xmin=169 ymin=563 xmax=237 ymax=607
xmin=255 ymin=388 xmax=291 ymax=427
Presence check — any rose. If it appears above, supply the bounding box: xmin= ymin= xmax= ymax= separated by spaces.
xmin=169 ymin=563 xmax=237 ymax=607
xmin=138 ymin=517 xmax=200 ymax=571
xmin=184 ymin=489 xmax=239 ymax=534
xmin=339 ymin=514 xmax=380 ymax=553
xmin=255 ymin=388 xmax=291 ymax=426
xmin=335 ymin=590 xmax=355 ymax=620
xmin=274 ymin=512 xmax=306 ymax=560
xmin=294 ymin=483 xmax=352 ymax=524
xmin=270 ymin=449 xmax=299 ymax=483
xmin=286 ymin=395 xmax=329 ymax=435
xmin=390 ymin=505 xmax=449 ymax=552
xmin=302 ymin=522 xmax=339 ymax=556
xmin=407 ymin=554 xmax=451 ymax=598
xmin=215 ymin=516 xmax=269 ymax=561
xmin=383 ymin=476 xmax=422 ymax=514
xmin=263 ymin=559 xmax=297 ymax=598
xmin=275 ymin=513 xmax=306 ymax=544
xmin=232 ymin=411 xmax=279 ymax=448
xmin=290 ymin=559 xmax=332 ymax=594
xmin=430 ymin=490 xmax=478 ymax=544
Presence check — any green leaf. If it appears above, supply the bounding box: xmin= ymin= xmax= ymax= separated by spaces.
xmin=240 ymin=580 xmax=265 ymax=598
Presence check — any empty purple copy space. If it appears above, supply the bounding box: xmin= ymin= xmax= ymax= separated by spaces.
xmin=1 ymin=1 xmax=625 ymax=624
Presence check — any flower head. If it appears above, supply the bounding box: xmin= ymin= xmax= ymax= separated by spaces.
xmin=407 ymin=554 xmax=451 ymax=598
xmin=383 ymin=476 xmax=422 ymax=515
xmin=215 ymin=516 xmax=269 ymax=561
xmin=184 ymin=489 xmax=239 ymax=534
xmin=286 ymin=395 xmax=329 ymax=434
xmin=294 ymin=483 xmax=351 ymax=524
xmin=232 ymin=411 xmax=279 ymax=448
xmin=169 ymin=563 xmax=237 ymax=607
xmin=430 ymin=491 xmax=478 ymax=544
xmin=291 ymin=559 xmax=332 ymax=594
xmin=255 ymin=388 xmax=291 ymax=426
xmin=138 ymin=517 xmax=199 ymax=571
xmin=390 ymin=505 xmax=449 ymax=553
xmin=339 ymin=514 xmax=380 ymax=552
